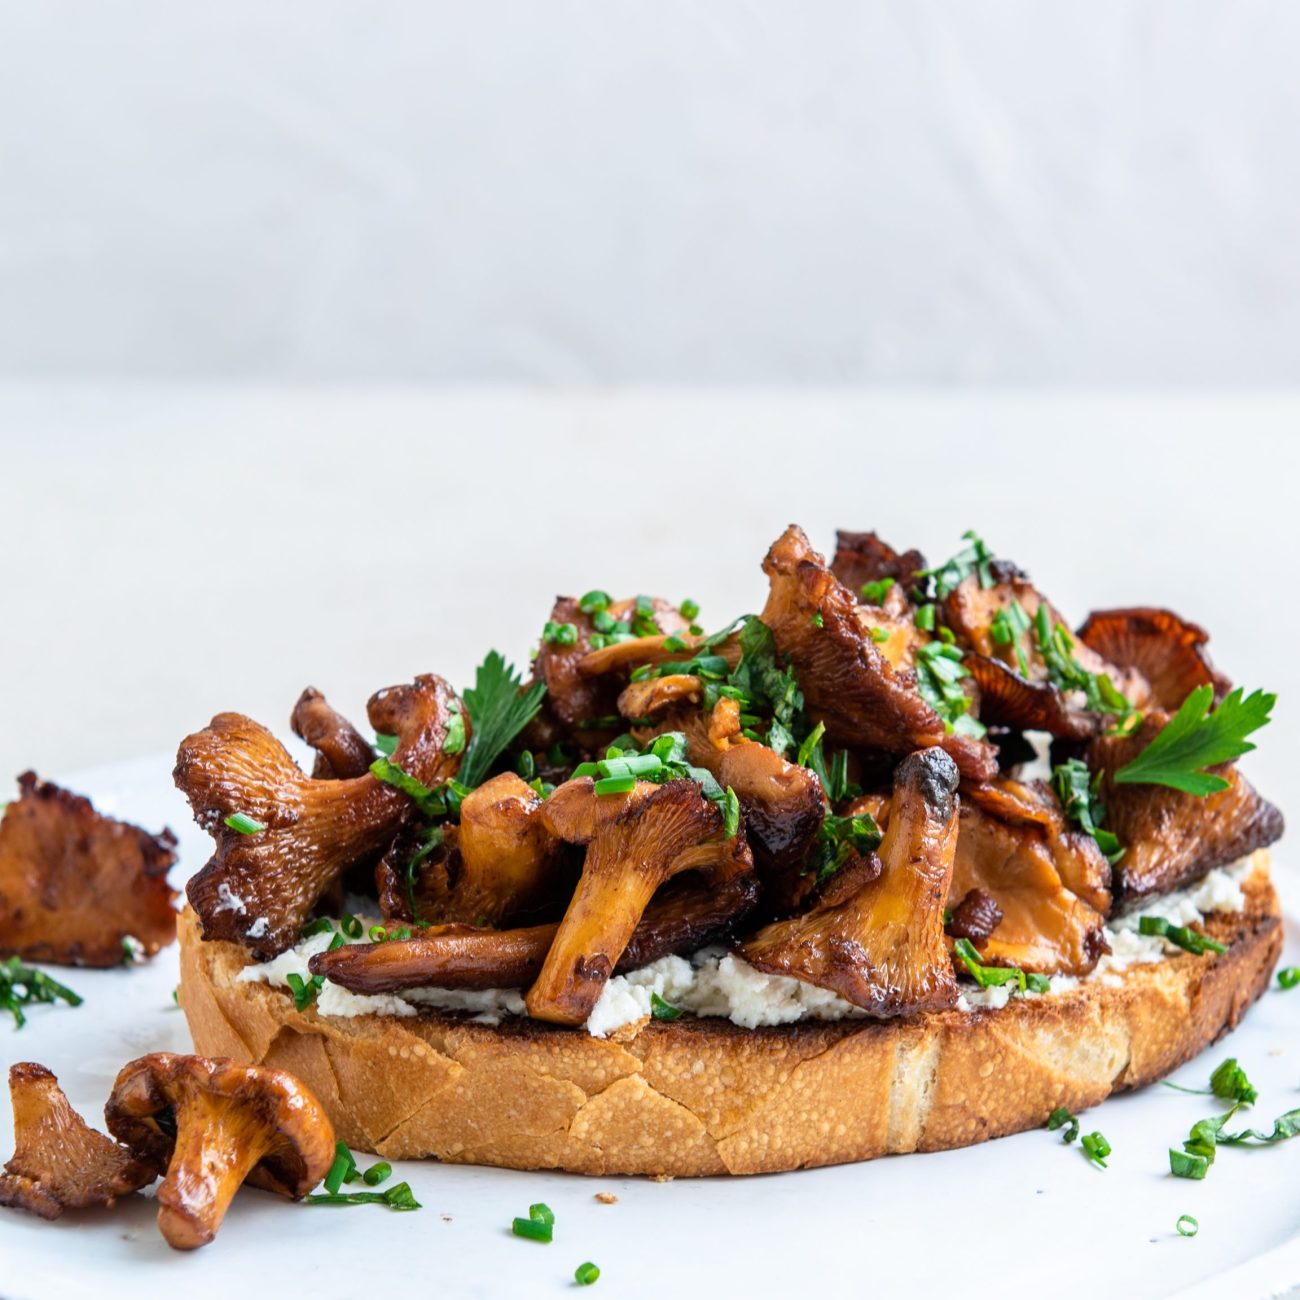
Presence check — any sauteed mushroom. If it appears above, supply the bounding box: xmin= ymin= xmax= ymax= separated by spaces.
xmin=290 ymin=687 xmax=376 ymax=779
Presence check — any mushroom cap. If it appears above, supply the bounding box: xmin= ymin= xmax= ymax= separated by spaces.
xmin=104 ymin=1053 xmax=335 ymax=1199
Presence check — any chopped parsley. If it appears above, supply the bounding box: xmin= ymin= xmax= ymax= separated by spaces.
xmin=1051 ymin=759 xmax=1124 ymax=864
xmin=1113 ymin=685 xmax=1276 ymax=796
xmin=806 ymin=813 xmax=882 ymax=883
xmin=0 ymin=957 xmax=82 ymax=1029
xmin=914 ymin=530 xmax=995 ymax=600
xmin=795 ymin=720 xmax=858 ymax=804
xmin=1032 ymin=605 xmax=1139 ymax=728
xmin=1137 ymin=915 xmax=1227 ymax=956
xmin=953 ymin=939 xmax=1050 ymax=995
xmin=915 ymin=641 xmax=986 ymax=739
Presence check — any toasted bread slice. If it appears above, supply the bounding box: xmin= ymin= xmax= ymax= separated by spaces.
xmin=177 ymin=853 xmax=1282 ymax=1177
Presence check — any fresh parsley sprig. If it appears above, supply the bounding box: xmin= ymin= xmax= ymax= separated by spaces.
xmin=1114 ymin=685 xmax=1276 ymax=796
xmin=459 ymin=651 xmax=547 ymax=789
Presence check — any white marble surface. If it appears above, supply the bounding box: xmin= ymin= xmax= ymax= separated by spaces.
xmin=1 ymin=4 xmax=1299 ymax=384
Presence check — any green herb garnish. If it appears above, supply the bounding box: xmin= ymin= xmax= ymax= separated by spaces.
xmin=1170 ymin=1102 xmax=1300 ymax=1179
xmin=306 ymin=1182 xmax=420 ymax=1210
xmin=0 ymin=958 xmax=82 ymax=1029
xmin=989 ymin=599 xmax=1032 ymax=675
xmin=1176 ymin=1215 xmax=1198 ymax=1238
xmin=915 ymin=641 xmax=985 ymax=739
xmin=914 ymin=530 xmax=995 ymax=600
xmin=575 ymin=1261 xmax=601 ymax=1286
xmin=373 ymin=732 xmax=398 ymax=756
xmin=1047 ymin=1106 xmax=1080 ymax=1143
xmin=512 ymin=1202 xmax=555 ymax=1242
xmin=223 ymin=812 xmax=266 ymax=835
xmin=859 ymin=577 xmax=895 ymax=606
xmin=1032 ymin=605 xmax=1138 ymax=727
xmin=953 ymin=939 xmax=1050 ymax=995
xmin=323 ymin=1141 xmax=358 ymax=1193
xmin=650 ymin=992 xmax=682 ymax=1021
xmin=1137 ymin=916 xmax=1227 ymax=956
xmin=1278 ymin=967 xmax=1300 ymax=990
xmin=1051 ymin=759 xmax=1124 ymax=865
xmin=680 ymin=598 xmax=700 ymax=621
xmin=362 ymin=1161 xmax=392 ymax=1186
xmin=1114 ymin=685 xmax=1276 ymax=796
xmin=543 ymin=620 xmax=578 ymax=647
xmin=806 ymin=813 xmax=882 ymax=883
xmin=1080 ymin=1131 xmax=1111 ymax=1168
xmin=459 ymin=651 xmax=548 ymax=790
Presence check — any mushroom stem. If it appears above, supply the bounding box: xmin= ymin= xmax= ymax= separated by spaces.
xmin=155 ymin=1090 xmax=273 ymax=1250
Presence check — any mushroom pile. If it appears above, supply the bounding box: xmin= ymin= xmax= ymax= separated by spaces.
xmin=174 ymin=525 xmax=1283 ymax=1026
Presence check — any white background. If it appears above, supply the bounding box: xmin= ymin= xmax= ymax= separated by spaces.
xmin=3 ymin=2 xmax=1300 ymax=384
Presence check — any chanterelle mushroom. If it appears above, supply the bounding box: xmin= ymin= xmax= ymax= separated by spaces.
xmin=290 ymin=687 xmax=377 ymax=779
xmin=177 ymin=674 xmax=462 ymax=958
xmin=0 ymin=772 xmax=178 ymax=967
xmin=0 ymin=1063 xmax=152 ymax=1220
xmin=760 ymin=525 xmax=998 ymax=781
xmin=740 ymin=747 xmax=961 ymax=1016
xmin=105 ymin=1053 xmax=335 ymax=1251
xmin=525 ymin=777 xmax=751 ymax=1024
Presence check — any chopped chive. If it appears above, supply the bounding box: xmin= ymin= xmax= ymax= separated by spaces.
xmin=680 ymin=599 xmax=700 ymax=621
xmin=324 ymin=1142 xmax=357 ymax=1194
xmin=223 ymin=812 xmax=266 ymax=835
xmin=340 ymin=914 xmax=362 ymax=940
xmin=301 ymin=917 xmax=334 ymax=939
xmin=1176 ymin=1214 xmax=1199 ymax=1238
xmin=914 ymin=604 xmax=936 ymax=631
xmin=663 ymin=634 xmax=689 ymax=652
xmin=368 ymin=925 xmax=388 ymax=943
xmin=512 ymin=1216 xmax=553 ymax=1243
xmin=1081 ymin=1131 xmax=1111 ymax=1167
xmin=812 ymin=612 xmax=825 ymax=629
xmin=1169 ymin=1147 xmax=1209 ymax=1179
xmin=285 ymin=972 xmax=323 ymax=1012
xmin=529 ymin=1202 xmax=555 ymax=1226
xmin=580 ymin=589 xmax=612 ymax=614
xmin=373 ymin=732 xmax=398 ymax=756
xmin=1047 ymin=1106 xmax=1080 ymax=1144
xmin=362 ymin=1161 xmax=392 ymax=1186
xmin=594 ymin=775 xmax=637 ymax=795
xmin=306 ymin=1181 xmax=420 ymax=1210
xmin=722 ymin=786 xmax=740 ymax=839
xmin=1138 ymin=915 xmax=1227 ymax=956
xmin=869 ymin=626 xmax=889 ymax=643
xmin=650 ymin=992 xmax=681 ymax=1021
xmin=575 ymin=1262 xmax=601 ymax=1286
xmin=859 ymin=577 xmax=895 ymax=605
xmin=1278 ymin=967 xmax=1300 ymax=990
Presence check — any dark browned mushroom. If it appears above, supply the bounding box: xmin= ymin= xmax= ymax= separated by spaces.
xmin=830 ymin=529 xmax=927 ymax=602
xmin=1076 ymin=607 xmax=1230 ymax=712
xmin=177 ymin=674 xmax=462 ymax=958
xmin=740 ymin=747 xmax=961 ymax=1016
xmin=760 ymin=525 xmax=998 ymax=780
xmin=0 ymin=1063 xmax=153 ymax=1219
xmin=949 ymin=779 xmax=1109 ymax=975
xmin=524 ymin=778 xmax=749 ymax=1024
xmin=1088 ymin=715 xmax=1284 ymax=900
xmin=311 ymin=869 xmax=757 ymax=995
xmin=0 ymin=773 xmax=177 ymax=968
xmin=105 ymin=1053 xmax=335 ymax=1251
xmin=290 ymin=687 xmax=376 ymax=779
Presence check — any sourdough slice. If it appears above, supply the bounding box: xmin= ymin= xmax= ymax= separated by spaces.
xmin=177 ymin=853 xmax=1282 ymax=1177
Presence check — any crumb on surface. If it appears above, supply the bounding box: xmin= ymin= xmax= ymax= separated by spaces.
xmin=441 ymin=1214 xmax=453 ymax=1222
xmin=650 ymin=1174 xmax=673 ymax=1183
xmin=595 ymin=1192 xmax=618 ymax=1204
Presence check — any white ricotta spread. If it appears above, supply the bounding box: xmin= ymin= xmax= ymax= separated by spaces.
xmin=235 ymin=854 xmax=1264 ymax=1038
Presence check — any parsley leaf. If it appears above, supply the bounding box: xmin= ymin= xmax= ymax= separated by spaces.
xmin=1051 ymin=759 xmax=1124 ymax=865
xmin=914 ymin=530 xmax=995 ymax=600
xmin=915 ymin=641 xmax=986 ymax=739
xmin=1113 ymin=685 xmax=1276 ymax=796
xmin=459 ymin=651 xmax=547 ymax=790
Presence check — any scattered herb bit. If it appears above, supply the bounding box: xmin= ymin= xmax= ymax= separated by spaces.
xmin=914 ymin=603 xmax=936 ymax=631
xmin=593 ymin=774 xmax=637 ymax=796
xmin=285 ymin=971 xmax=324 ymax=1012
xmin=1080 ymin=1131 xmax=1111 ymax=1167
xmin=404 ymin=825 xmax=444 ymax=922
xmin=323 ymin=1142 xmax=359 ymax=1194
xmin=301 ymin=917 xmax=334 ymax=939
xmin=631 ymin=595 xmax=662 ymax=638
xmin=680 ymin=598 xmax=700 ymax=621
xmin=530 ymin=1202 xmax=555 ymax=1227
xmin=722 ymin=786 xmax=740 ymax=839
xmin=1051 ymin=759 xmax=1124 ymax=865
xmin=306 ymin=1182 xmax=420 ymax=1210
xmin=869 ymin=626 xmax=889 ymax=644
xmin=373 ymin=732 xmax=398 ymax=757
xmin=662 ymin=633 xmax=690 ymax=652
xmin=954 ymin=940 xmax=1050 ymax=995
xmin=811 ymin=611 xmax=825 ymax=629
xmin=1278 ymin=967 xmax=1300 ymax=990
xmin=369 ymin=757 xmax=445 ymax=819
xmin=362 ymin=1161 xmax=392 ymax=1187
xmin=915 ymin=641 xmax=986 ymax=739
xmin=171 ymin=986 xmax=180 ymax=1007
xmin=1209 ymin=1058 xmax=1258 ymax=1106
xmin=443 ymin=704 xmax=467 ymax=756
xmin=512 ymin=1202 xmax=555 ymax=1243
xmin=914 ymin=530 xmax=995 ymax=600
xmin=579 ymin=590 xmax=612 ymax=615
xmin=0 ymin=958 xmax=82 ymax=1029
xmin=458 ymin=651 xmax=548 ymax=791
xmin=1169 ymin=1101 xmax=1300 ymax=1179
xmin=223 ymin=812 xmax=266 ymax=835
xmin=543 ymin=620 xmax=579 ymax=647
xmin=1032 ymin=605 xmax=1139 ymax=727
xmin=1138 ymin=916 xmax=1227 ymax=956
xmin=989 ymin=599 xmax=1032 ymax=675
xmin=1114 ymin=685 xmax=1276 ymax=796
xmin=368 ymin=925 xmax=388 ymax=943
xmin=650 ymin=992 xmax=682 ymax=1021
xmin=807 ymin=813 xmax=882 ymax=883
xmin=859 ymin=577 xmax=895 ymax=606
xmin=1047 ymin=1106 xmax=1081 ymax=1143
xmin=575 ymin=1262 xmax=601 ymax=1286
xmin=340 ymin=914 xmax=362 ymax=940
xmin=1176 ymin=1215 xmax=1199 ymax=1238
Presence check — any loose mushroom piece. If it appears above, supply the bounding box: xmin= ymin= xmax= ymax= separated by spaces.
xmin=377 ymin=773 xmax=565 ymax=926
xmin=0 ymin=1063 xmax=153 ymax=1220
xmin=104 ymin=1053 xmax=335 ymax=1251
xmin=177 ymin=674 xmax=463 ymax=958
xmin=949 ymin=779 xmax=1109 ymax=975
xmin=1076 ymin=607 xmax=1230 ymax=712
xmin=1088 ymin=716 xmax=1284 ymax=900
xmin=290 ymin=687 xmax=377 ymax=779
xmin=740 ymin=748 xmax=961 ymax=1016
xmin=759 ymin=525 xmax=998 ymax=781
xmin=0 ymin=773 xmax=178 ymax=967
xmin=311 ymin=872 xmax=757 ymax=995
xmin=525 ymin=778 xmax=750 ymax=1024
xmin=616 ymin=673 xmax=704 ymax=721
